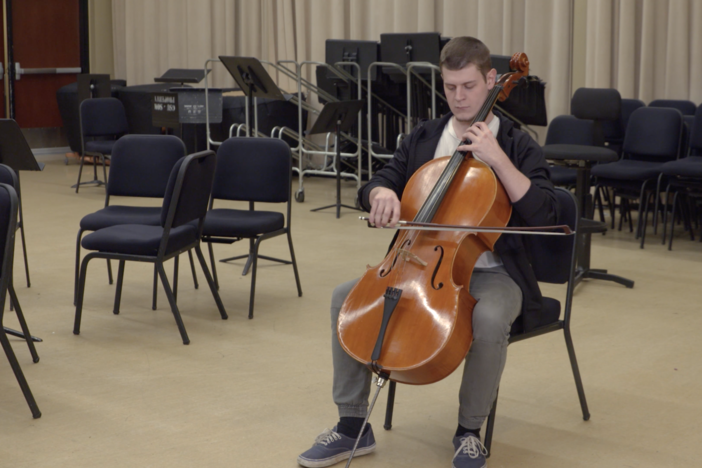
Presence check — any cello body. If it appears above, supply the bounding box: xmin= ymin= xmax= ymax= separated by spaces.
xmin=338 ymin=155 xmax=511 ymax=385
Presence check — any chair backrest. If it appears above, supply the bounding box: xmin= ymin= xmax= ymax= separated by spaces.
xmin=0 ymin=184 xmax=18 ymax=288
xmin=570 ymin=88 xmax=621 ymax=146
xmin=211 ymin=137 xmax=292 ymax=203
xmin=602 ymin=98 xmax=646 ymax=144
xmin=107 ymin=135 xmax=186 ymax=198
xmin=649 ymin=99 xmax=696 ymax=116
xmin=689 ymin=104 xmax=702 ymax=155
xmin=526 ymin=188 xmax=578 ymax=285
xmin=622 ymin=107 xmax=682 ymax=161
xmin=161 ymin=150 xmax=217 ymax=229
xmin=0 ymin=164 xmax=18 ymax=189
xmin=545 ymin=115 xmax=596 ymax=146
xmin=80 ymin=97 xmax=129 ymax=137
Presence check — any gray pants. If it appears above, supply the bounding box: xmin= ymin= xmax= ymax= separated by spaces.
xmin=331 ymin=266 xmax=522 ymax=430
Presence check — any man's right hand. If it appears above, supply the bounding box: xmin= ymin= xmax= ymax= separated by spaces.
xmin=368 ymin=187 xmax=401 ymax=228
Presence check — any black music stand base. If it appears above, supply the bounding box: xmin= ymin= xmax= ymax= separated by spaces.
xmin=575 ymin=268 xmax=634 ymax=288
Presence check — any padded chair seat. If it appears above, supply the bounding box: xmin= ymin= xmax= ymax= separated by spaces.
xmin=591 ymin=159 xmax=664 ymax=181
xmin=660 ymin=157 xmax=702 ymax=178
xmin=549 ymin=166 xmax=577 ymax=186
xmin=509 ymin=297 xmax=561 ymax=336
xmin=202 ymin=209 xmax=285 ymax=238
xmin=85 ymin=140 xmax=116 ymax=155
xmin=543 ymin=144 xmax=618 ymax=163
xmin=82 ymin=223 xmax=198 ymax=256
xmin=79 ymin=206 xmax=162 ymax=231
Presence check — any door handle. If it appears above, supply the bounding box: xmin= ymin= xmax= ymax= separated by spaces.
xmin=14 ymin=62 xmax=81 ymax=80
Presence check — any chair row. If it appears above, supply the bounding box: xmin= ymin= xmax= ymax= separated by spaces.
xmin=74 ymin=135 xmax=302 ymax=345
xmin=544 ymin=88 xmax=702 ymax=249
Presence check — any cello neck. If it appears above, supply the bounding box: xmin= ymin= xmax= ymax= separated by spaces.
xmin=413 ymin=84 xmax=503 ymax=224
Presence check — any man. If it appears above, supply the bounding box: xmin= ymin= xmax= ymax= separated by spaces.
xmin=298 ymin=36 xmax=557 ymax=468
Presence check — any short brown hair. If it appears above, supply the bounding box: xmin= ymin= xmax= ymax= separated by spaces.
xmin=439 ymin=36 xmax=491 ymax=78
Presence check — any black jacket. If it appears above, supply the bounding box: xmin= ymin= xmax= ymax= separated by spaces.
xmin=358 ymin=111 xmax=558 ymax=333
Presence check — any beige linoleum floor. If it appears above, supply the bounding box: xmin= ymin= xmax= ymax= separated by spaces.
xmin=1 ymin=156 xmax=701 ymax=468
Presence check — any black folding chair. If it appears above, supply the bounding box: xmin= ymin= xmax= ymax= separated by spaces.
xmin=0 ymin=164 xmax=31 ymax=289
xmin=383 ymin=188 xmax=588 ymax=455
xmin=201 ymin=137 xmax=302 ymax=319
xmin=74 ymin=151 xmax=227 ymax=345
xmin=660 ymin=104 xmax=702 ymax=249
xmin=0 ymin=183 xmax=41 ymax=418
xmin=543 ymin=115 xmax=597 ymax=188
xmin=649 ymin=99 xmax=697 ymax=116
xmin=74 ymin=135 xmax=199 ymax=308
xmin=75 ymin=97 xmax=128 ymax=193
xmin=592 ymin=107 xmax=683 ymax=248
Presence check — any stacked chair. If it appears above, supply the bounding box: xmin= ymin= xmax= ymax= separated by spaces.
xmin=74 ymin=149 xmax=227 ymax=345
xmin=660 ymin=104 xmax=702 ymax=249
xmin=0 ymin=180 xmax=41 ymax=418
xmin=74 ymin=135 xmax=199 ymax=309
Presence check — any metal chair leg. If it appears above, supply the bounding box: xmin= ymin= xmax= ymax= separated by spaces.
xmin=669 ymin=191 xmax=680 ymax=251
xmin=156 ymin=261 xmax=189 ymax=345
xmin=0 ymin=328 xmax=41 ymax=418
xmin=564 ymin=327 xmax=590 ymax=421
xmin=384 ymin=381 xmax=397 ymax=430
xmin=107 ymin=259 xmax=113 ymax=285
xmin=484 ymin=388 xmax=499 ymax=457
xmin=113 ymin=260 xmax=125 ymax=315
xmin=187 ymin=250 xmax=199 ymax=289
xmin=194 ymin=245 xmax=227 ymax=320
xmin=75 ymin=155 xmax=86 ymax=193
xmin=17 ymin=197 xmax=30 ymax=288
xmin=287 ymin=231 xmax=302 ymax=297
xmin=207 ymin=242 xmax=219 ymax=290
xmin=8 ymin=284 xmax=39 ymax=363
xmin=152 ymin=266 xmax=158 ymax=310
xmin=74 ymin=229 xmax=85 ymax=306
xmin=173 ymin=255 xmax=179 ymax=302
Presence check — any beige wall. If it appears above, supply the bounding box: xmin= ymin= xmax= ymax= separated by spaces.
xmin=571 ymin=0 xmax=587 ymax=102
xmin=89 ymin=0 xmax=114 ymax=78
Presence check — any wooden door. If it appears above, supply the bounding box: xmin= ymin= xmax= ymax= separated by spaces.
xmin=7 ymin=0 xmax=87 ymax=128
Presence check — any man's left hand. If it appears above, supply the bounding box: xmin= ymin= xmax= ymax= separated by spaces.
xmin=456 ymin=122 xmax=509 ymax=170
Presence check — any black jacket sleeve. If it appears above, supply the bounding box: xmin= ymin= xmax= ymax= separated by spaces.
xmin=358 ymin=126 xmax=421 ymax=212
xmin=508 ymin=133 xmax=558 ymax=228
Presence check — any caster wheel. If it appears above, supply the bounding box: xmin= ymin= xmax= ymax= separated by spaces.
xmin=295 ymin=190 xmax=305 ymax=203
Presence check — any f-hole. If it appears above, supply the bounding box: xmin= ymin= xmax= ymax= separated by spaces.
xmin=431 ymin=245 xmax=444 ymax=290
xmin=380 ymin=239 xmax=411 ymax=278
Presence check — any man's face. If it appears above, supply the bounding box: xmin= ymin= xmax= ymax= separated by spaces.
xmin=442 ymin=63 xmax=497 ymax=124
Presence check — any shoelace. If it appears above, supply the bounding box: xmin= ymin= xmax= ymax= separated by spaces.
xmin=315 ymin=429 xmax=342 ymax=446
xmin=454 ymin=435 xmax=488 ymax=460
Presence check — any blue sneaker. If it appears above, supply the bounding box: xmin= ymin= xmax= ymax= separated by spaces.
xmin=297 ymin=425 xmax=376 ymax=467
xmin=452 ymin=434 xmax=488 ymax=468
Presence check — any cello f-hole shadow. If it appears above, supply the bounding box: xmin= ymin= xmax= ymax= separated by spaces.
xmin=431 ymin=245 xmax=444 ymax=290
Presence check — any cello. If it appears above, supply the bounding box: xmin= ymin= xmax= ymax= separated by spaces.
xmin=336 ymin=52 xmax=546 ymax=466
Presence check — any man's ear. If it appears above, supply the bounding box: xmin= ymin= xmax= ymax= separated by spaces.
xmin=486 ymin=68 xmax=497 ymax=88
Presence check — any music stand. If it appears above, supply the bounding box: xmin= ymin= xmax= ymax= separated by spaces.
xmin=154 ymin=68 xmax=210 ymax=86
xmin=309 ymin=100 xmax=364 ymax=218
xmin=218 ymin=56 xmax=286 ymax=136
xmin=0 ymin=119 xmax=43 ymax=342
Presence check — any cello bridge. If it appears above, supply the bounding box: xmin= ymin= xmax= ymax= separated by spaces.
xmin=398 ymin=249 xmax=428 ymax=266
